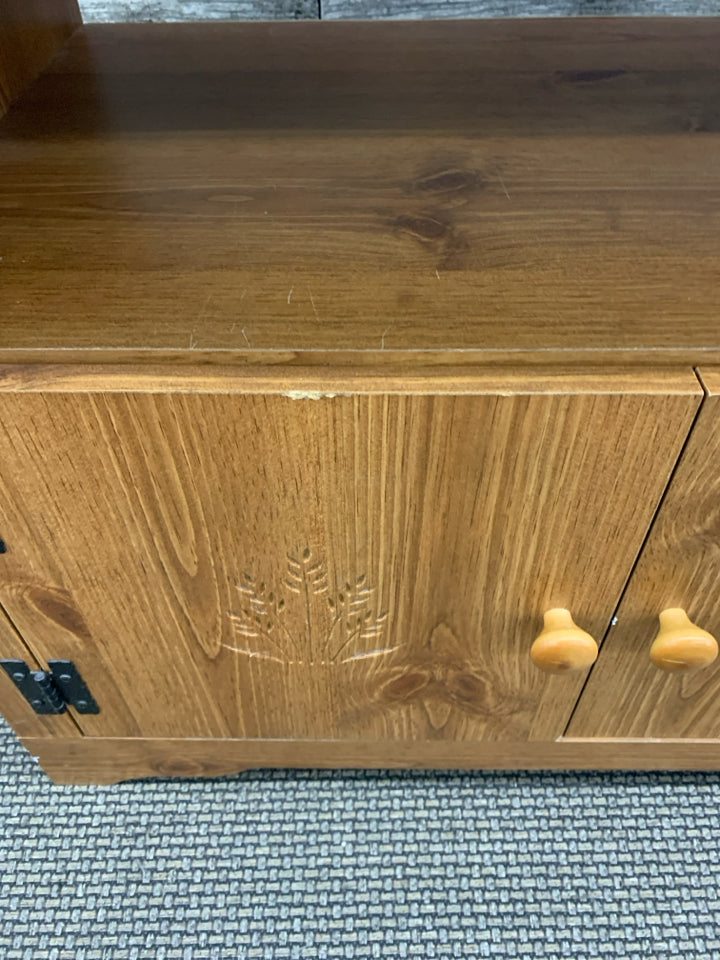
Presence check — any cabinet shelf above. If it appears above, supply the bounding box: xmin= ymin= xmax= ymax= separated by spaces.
xmin=1 ymin=18 xmax=720 ymax=365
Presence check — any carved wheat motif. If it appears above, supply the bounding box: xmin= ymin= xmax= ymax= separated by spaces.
xmin=225 ymin=548 xmax=393 ymax=665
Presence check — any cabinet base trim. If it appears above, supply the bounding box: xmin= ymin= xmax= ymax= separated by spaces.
xmin=19 ymin=737 xmax=720 ymax=784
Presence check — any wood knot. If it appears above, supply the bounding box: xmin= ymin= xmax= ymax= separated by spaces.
xmin=382 ymin=670 xmax=430 ymax=701
xmin=446 ymin=671 xmax=487 ymax=703
xmin=26 ymin=585 xmax=93 ymax=641
xmin=392 ymin=214 xmax=450 ymax=243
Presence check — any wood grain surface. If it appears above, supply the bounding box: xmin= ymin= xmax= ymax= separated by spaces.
xmin=567 ymin=368 xmax=720 ymax=739
xmin=1 ymin=20 xmax=720 ymax=360
xmin=0 ymin=0 xmax=81 ymax=118
xmin=21 ymin=735 xmax=720 ymax=784
xmin=0 ymin=369 xmax=699 ymax=742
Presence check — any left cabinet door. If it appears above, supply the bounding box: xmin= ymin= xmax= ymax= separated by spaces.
xmin=0 ymin=368 xmax=701 ymax=743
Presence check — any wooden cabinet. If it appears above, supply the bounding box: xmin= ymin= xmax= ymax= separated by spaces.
xmin=2 ymin=16 xmax=720 ymax=780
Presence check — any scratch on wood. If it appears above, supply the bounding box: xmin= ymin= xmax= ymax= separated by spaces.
xmin=221 ymin=642 xmax=284 ymax=663
xmin=341 ymin=645 xmax=400 ymax=663
xmin=288 ymin=287 xmax=294 ymax=304
xmin=241 ymin=328 xmax=251 ymax=347
xmin=498 ymin=174 xmax=511 ymax=200
xmin=283 ymin=391 xmax=343 ymax=400
xmin=308 ymin=288 xmax=319 ymax=321
xmin=381 ymin=327 xmax=391 ymax=350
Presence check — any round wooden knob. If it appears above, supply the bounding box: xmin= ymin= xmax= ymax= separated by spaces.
xmin=649 ymin=608 xmax=718 ymax=673
xmin=530 ymin=608 xmax=598 ymax=674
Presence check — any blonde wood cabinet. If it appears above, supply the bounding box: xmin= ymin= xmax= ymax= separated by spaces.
xmin=2 ymin=17 xmax=720 ymax=780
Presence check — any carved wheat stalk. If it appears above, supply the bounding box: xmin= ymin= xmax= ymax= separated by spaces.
xmin=227 ymin=548 xmax=390 ymax=665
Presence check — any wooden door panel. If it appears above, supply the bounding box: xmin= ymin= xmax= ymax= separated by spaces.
xmin=567 ymin=369 xmax=720 ymax=740
xmin=0 ymin=369 xmax=700 ymax=741
xmin=0 ymin=606 xmax=81 ymax=739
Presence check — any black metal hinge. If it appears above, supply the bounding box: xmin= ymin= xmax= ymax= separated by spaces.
xmin=1 ymin=659 xmax=100 ymax=715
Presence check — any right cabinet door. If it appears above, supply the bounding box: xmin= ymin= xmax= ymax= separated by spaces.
xmin=568 ymin=368 xmax=720 ymax=739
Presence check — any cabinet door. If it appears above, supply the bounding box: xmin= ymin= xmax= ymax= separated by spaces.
xmin=0 ymin=367 xmax=700 ymax=742
xmin=568 ymin=368 xmax=720 ymax=740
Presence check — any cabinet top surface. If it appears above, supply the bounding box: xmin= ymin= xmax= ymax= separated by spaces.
xmin=1 ymin=19 xmax=720 ymax=364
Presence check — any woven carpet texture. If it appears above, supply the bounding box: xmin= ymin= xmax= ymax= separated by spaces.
xmin=78 ymin=1 xmax=720 ymax=21
xmin=2 ymin=717 xmax=720 ymax=959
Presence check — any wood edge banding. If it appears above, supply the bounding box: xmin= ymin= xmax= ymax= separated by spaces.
xmin=0 ymin=364 xmax=703 ymax=396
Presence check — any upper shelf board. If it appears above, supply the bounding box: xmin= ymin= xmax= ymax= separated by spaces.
xmin=1 ymin=19 xmax=720 ymax=362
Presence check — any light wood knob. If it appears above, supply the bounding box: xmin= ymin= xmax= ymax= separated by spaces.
xmin=530 ymin=608 xmax=598 ymax=674
xmin=649 ymin=608 xmax=718 ymax=673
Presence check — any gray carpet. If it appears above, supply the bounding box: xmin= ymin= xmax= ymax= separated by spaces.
xmin=78 ymin=1 xmax=720 ymax=21
xmin=2 ymin=717 xmax=720 ymax=959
